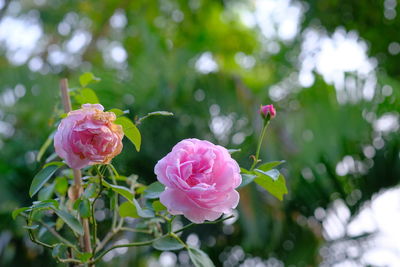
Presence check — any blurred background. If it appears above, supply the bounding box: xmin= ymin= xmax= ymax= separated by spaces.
xmin=0 ymin=0 xmax=399 ymax=266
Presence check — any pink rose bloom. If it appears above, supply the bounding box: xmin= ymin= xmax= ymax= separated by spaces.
xmin=54 ymin=104 xmax=124 ymax=169
xmin=260 ymin=104 xmax=276 ymax=119
xmin=154 ymin=138 xmax=241 ymax=223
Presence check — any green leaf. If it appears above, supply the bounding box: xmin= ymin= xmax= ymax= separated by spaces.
xmin=254 ymin=173 xmax=288 ymax=201
xmin=152 ymin=200 xmax=166 ymax=212
xmin=256 ymin=161 xmax=285 ymax=172
xmin=188 ymin=247 xmax=215 ymax=267
xmin=254 ymin=169 xmax=280 ymax=181
xmin=75 ymin=88 xmax=99 ymax=105
xmin=55 ymin=177 xmax=68 ymax=195
xmin=55 ymin=217 xmax=64 ymax=231
xmin=53 ymin=208 xmax=84 ymax=235
xmin=77 ymin=252 xmax=92 ymax=262
xmin=102 ymin=180 xmax=134 ymax=202
xmin=136 ymin=185 xmax=147 ymax=194
xmin=29 ymin=163 xmax=63 ymax=197
xmin=79 ymin=198 xmax=91 ymax=218
xmin=228 ymin=149 xmax=241 ymax=154
xmin=43 ymin=161 xmax=65 ymax=168
xmin=32 ymin=199 xmax=58 ymax=210
xmin=109 ymin=190 xmax=117 ymax=210
xmin=138 ymin=111 xmax=174 ymax=124
xmin=36 ymin=131 xmax=55 ymax=162
xmin=143 ymin=182 xmax=165 ymax=199
xmin=79 ymin=72 xmax=100 ymax=87
xmin=119 ymin=201 xmax=139 ymax=218
xmin=83 ymin=183 xmax=98 ymax=198
xmin=52 ymin=243 xmax=67 ymax=258
xmin=240 ymin=168 xmax=252 ymax=174
xmin=132 ymin=199 xmax=154 ymax=218
xmin=152 ymin=236 xmax=185 ymax=251
xmin=114 ymin=117 xmax=141 ymax=151
xmin=238 ymin=174 xmax=257 ymax=188
xmin=12 ymin=207 xmax=30 ymax=220
xmin=146 ymin=111 xmax=174 ymax=116
xmin=38 ymin=182 xmax=55 ymax=201
xmin=73 ymin=199 xmax=82 ymax=210
xmin=107 ymin=108 xmax=128 ymax=116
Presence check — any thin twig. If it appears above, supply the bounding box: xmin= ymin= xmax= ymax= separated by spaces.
xmin=39 ymin=219 xmax=77 ymax=249
xmin=119 ymin=227 xmax=152 ymax=234
xmin=26 ymin=218 xmax=53 ymax=249
xmin=92 ymin=239 xmax=157 ymax=264
xmin=91 ymin=166 xmax=104 ymax=255
xmin=56 ymin=257 xmax=83 ymax=264
xmin=20 ymin=213 xmax=76 ymax=249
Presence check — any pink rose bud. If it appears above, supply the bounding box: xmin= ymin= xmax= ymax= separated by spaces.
xmin=54 ymin=104 xmax=124 ymax=169
xmin=259 ymin=104 xmax=276 ymax=120
xmin=154 ymin=138 xmax=242 ymax=223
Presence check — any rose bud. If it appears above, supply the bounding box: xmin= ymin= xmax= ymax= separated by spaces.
xmin=154 ymin=138 xmax=241 ymax=223
xmin=54 ymin=104 xmax=124 ymax=169
xmin=259 ymin=104 xmax=276 ymax=120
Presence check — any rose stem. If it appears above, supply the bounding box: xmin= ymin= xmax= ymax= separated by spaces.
xmin=60 ymin=78 xmax=93 ymax=257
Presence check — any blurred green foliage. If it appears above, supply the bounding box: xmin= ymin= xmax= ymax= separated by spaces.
xmin=0 ymin=0 xmax=399 ymax=266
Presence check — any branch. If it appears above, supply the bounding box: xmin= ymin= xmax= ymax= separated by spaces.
xmin=39 ymin=219 xmax=77 ymax=249
xmin=56 ymin=257 xmax=83 ymax=264
xmin=92 ymin=238 xmax=158 ymax=264
xmin=119 ymin=227 xmax=152 ymax=234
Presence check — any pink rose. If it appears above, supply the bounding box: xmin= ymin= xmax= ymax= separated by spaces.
xmin=154 ymin=138 xmax=241 ymax=223
xmin=54 ymin=104 xmax=124 ymax=169
xmin=259 ymin=104 xmax=276 ymax=119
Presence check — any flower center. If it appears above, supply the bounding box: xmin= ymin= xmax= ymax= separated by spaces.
xmin=181 ymin=148 xmax=216 ymax=186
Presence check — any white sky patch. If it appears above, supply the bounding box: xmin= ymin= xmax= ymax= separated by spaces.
xmin=335 ymin=155 xmax=367 ymax=177
xmin=0 ymin=15 xmax=43 ymax=65
xmin=236 ymin=0 xmax=303 ymax=42
xmin=101 ymin=41 xmax=128 ymax=68
xmin=48 ymin=48 xmax=67 ymax=66
xmin=299 ymin=28 xmax=377 ymax=103
xmin=111 ymin=45 xmax=128 ymax=63
xmin=65 ymin=30 xmax=91 ymax=54
xmin=195 ymin=52 xmax=219 ymax=74
xmin=110 ymin=9 xmax=127 ymax=29
xmin=322 ymin=188 xmax=400 ymax=266
xmin=373 ymin=113 xmax=399 ymax=134
xmin=235 ymin=52 xmax=256 ymax=69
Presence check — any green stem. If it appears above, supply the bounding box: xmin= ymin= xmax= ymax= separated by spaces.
xmin=26 ymin=210 xmax=53 ymax=249
xmin=168 ymin=216 xmax=176 ymax=233
xmin=91 ymin=166 xmax=105 ymax=256
xmin=107 ymin=165 xmax=119 ymax=230
xmin=250 ymin=122 xmax=269 ymax=171
xmin=92 ymin=238 xmax=157 ymax=264
xmin=28 ymin=228 xmax=53 ymax=248
xmin=21 ymin=213 xmax=77 ymax=250
xmin=170 ymin=233 xmax=188 ymax=249
xmin=120 ymin=227 xmax=152 ymax=234
xmin=56 ymin=257 xmax=82 ymax=264
xmin=108 ymin=164 xmax=119 ymax=177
